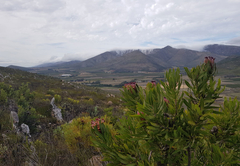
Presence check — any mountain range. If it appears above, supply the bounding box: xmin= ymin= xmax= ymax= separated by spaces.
xmin=7 ymin=44 xmax=240 ymax=75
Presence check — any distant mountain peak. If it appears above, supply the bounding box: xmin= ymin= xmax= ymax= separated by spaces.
xmin=113 ymin=49 xmax=135 ymax=56
xmin=139 ymin=49 xmax=154 ymax=55
xmin=163 ymin=45 xmax=173 ymax=49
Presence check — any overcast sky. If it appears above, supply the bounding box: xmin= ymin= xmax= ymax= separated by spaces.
xmin=1 ymin=0 xmax=240 ymax=67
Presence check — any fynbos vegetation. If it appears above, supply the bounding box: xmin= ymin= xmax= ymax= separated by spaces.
xmin=91 ymin=58 xmax=240 ymax=165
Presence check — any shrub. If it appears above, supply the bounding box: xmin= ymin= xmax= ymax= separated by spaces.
xmin=62 ymin=116 xmax=116 ymax=153
xmin=54 ymin=94 xmax=62 ymax=104
xmin=91 ymin=58 xmax=240 ymax=165
xmin=0 ymin=89 xmax=8 ymax=104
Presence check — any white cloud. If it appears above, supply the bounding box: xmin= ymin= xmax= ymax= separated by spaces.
xmin=0 ymin=0 xmax=240 ymax=66
xmin=226 ymin=37 xmax=240 ymax=45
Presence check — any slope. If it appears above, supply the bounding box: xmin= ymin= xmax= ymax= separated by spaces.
xmin=217 ymin=55 xmax=240 ymax=75
xmin=90 ymin=50 xmax=166 ymax=72
xmin=149 ymin=46 xmax=226 ymax=67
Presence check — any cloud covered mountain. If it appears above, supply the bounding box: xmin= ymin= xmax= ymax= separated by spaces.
xmin=8 ymin=44 xmax=240 ymax=74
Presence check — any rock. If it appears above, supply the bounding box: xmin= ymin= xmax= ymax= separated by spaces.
xmin=21 ymin=123 xmax=31 ymax=137
xmin=107 ymin=101 xmax=113 ymax=106
xmin=50 ymin=97 xmax=63 ymax=122
xmin=10 ymin=111 xmax=19 ymax=125
xmin=106 ymin=94 xmax=110 ymax=97
xmin=9 ymin=99 xmax=18 ymax=112
xmin=110 ymin=94 xmax=115 ymax=98
xmin=89 ymin=155 xmax=103 ymax=166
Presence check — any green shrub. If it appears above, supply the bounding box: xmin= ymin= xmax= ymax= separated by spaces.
xmin=54 ymin=94 xmax=62 ymax=104
xmin=0 ymin=89 xmax=8 ymax=104
xmin=91 ymin=59 xmax=240 ymax=165
xmin=18 ymin=106 xmax=39 ymax=133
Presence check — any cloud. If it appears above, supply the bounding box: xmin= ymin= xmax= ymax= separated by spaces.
xmin=226 ymin=37 xmax=240 ymax=45
xmin=0 ymin=0 xmax=65 ymax=12
xmin=0 ymin=0 xmax=240 ymax=66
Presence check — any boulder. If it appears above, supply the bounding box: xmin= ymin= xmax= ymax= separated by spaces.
xmin=107 ymin=101 xmax=113 ymax=106
xmin=21 ymin=123 xmax=31 ymax=137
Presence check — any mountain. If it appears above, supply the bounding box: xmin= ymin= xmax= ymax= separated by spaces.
xmin=60 ymin=46 xmax=225 ymax=72
xmin=204 ymin=44 xmax=240 ymax=56
xmin=34 ymin=60 xmax=82 ymax=68
xmin=6 ymin=45 xmax=231 ymax=74
xmin=217 ymin=55 xmax=240 ymax=75
xmin=92 ymin=50 xmax=166 ymax=72
xmin=70 ymin=51 xmax=119 ymax=69
xmin=34 ymin=61 xmax=66 ymax=68
xmin=144 ymin=46 xmax=225 ymax=68
xmin=7 ymin=65 xmax=33 ymax=72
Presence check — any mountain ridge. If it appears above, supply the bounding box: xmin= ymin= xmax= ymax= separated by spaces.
xmin=7 ymin=44 xmax=240 ymax=74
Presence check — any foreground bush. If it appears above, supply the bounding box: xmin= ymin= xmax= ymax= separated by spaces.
xmin=92 ymin=58 xmax=240 ymax=165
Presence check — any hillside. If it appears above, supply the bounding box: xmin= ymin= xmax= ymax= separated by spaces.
xmin=217 ymin=55 xmax=240 ymax=75
xmin=0 ymin=66 xmax=119 ymax=118
xmin=70 ymin=51 xmax=120 ymax=69
xmin=7 ymin=65 xmax=33 ymax=72
xmin=148 ymin=46 xmax=225 ymax=68
xmin=34 ymin=61 xmax=68 ymax=68
xmin=91 ymin=50 xmax=166 ymax=72
xmin=0 ymin=66 xmax=123 ymax=165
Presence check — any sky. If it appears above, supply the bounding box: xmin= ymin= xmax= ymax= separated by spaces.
xmin=0 ymin=0 xmax=240 ymax=67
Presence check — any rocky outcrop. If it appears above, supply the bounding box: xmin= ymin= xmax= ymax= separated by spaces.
xmin=21 ymin=123 xmax=31 ymax=138
xmin=89 ymin=155 xmax=103 ymax=166
xmin=9 ymin=109 xmax=39 ymax=165
xmin=50 ymin=97 xmax=63 ymax=122
xmin=10 ymin=111 xmax=19 ymax=128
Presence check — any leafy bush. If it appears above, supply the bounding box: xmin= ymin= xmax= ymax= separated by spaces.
xmin=54 ymin=94 xmax=62 ymax=105
xmin=91 ymin=59 xmax=240 ymax=165
xmin=0 ymin=82 xmax=13 ymax=104
xmin=0 ymin=89 xmax=8 ymax=104
xmin=15 ymin=83 xmax=39 ymax=133
xmin=18 ymin=106 xmax=39 ymax=133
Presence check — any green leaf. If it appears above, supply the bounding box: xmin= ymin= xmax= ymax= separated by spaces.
xmin=188 ymin=121 xmax=195 ymax=126
xmin=126 ymin=164 xmax=136 ymax=166
xmin=150 ymin=122 xmax=160 ymax=127
xmin=185 ymin=80 xmax=192 ymax=89
xmin=212 ymin=110 xmax=224 ymax=115
xmin=183 ymin=99 xmax=191 ymax=109
xmin=147 ymin=126 xmax=159 ymax=131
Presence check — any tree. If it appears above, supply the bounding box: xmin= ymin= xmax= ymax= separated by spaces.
xmin=91 ymin=57 xmax=240 ymax=165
